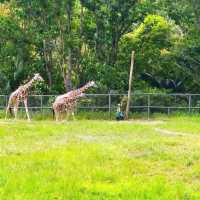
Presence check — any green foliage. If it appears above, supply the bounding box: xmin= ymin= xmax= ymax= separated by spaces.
xmin=118 ymin=14 xmax=186 ymax=92
xmin=0 ymin=0 xmax=200 ymax=94
xmin=0 ymin=15 xmax=28 ymax=93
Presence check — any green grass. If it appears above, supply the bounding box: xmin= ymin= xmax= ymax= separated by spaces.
xmin=0 ymin=117 xmax=200 ymax=199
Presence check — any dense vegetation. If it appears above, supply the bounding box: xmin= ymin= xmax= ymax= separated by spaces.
xmin=0 ymin=0 xmax=200 ymax=94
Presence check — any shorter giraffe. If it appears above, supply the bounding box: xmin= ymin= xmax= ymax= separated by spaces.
xmin=53 ymin=93 xmax=85 ymax=121
xmin=52 ymin=81 xmax=96 ymax=121
xmin=5 ymin=73 xmax=44 ymax=121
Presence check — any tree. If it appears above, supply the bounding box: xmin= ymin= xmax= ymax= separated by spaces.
xmin=190 ymin=0 xmax=200 ymax=28
xmin=1 ymin=0 xmax=200 ymax=94
xmin=0 ymin=15 xmax=27 ymax=92
xmin=118 ymin=15 xmax=184 ymax=92
xmin=81 ymin=0 xmax=138 ymax=66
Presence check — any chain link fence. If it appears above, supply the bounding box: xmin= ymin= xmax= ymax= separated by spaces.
xmin=1 ymin=93 xmax=200 ymax=119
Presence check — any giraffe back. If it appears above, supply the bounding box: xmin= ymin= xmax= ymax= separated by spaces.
xmin=9 ymin=86 xmax=29 ymax=104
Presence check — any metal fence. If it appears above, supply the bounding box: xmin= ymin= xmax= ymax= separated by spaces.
xmin=1 ymin=93 xmax=200 ymax=118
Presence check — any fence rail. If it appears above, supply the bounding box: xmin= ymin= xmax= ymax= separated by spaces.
xmin=1 ymin=93 xmax=200 ymax=119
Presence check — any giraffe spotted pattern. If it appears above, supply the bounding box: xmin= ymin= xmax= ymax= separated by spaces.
xmin=5 ymin=73 xmax=44 ymax=121
xmin=52 ymin=81 xmax=96 ymax=121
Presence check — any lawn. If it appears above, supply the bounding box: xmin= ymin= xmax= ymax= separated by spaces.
xmin=0 ymin=116 xmax=200 ymax=200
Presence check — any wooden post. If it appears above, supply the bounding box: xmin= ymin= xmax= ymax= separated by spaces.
xmin=147 ymin=94 xmax=150 ymax=120
xmin=125 ymin=51 xmax=135 ymax=120
xmin=108 ymin=93 xmax=111 ymax=119
xmin=188 ymin=95 xmax=191 ymax=113
xmin=40 ymin=95 xmax=43 ymax=118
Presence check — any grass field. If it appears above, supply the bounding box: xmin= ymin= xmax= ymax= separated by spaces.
xmin=0 ymin=116 xmax=200 ymax=199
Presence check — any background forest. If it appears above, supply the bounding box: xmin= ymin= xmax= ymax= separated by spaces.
xmin=0 ymin=0 xmax=200 ymax=94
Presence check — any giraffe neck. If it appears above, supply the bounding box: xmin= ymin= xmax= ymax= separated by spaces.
xmin=23 ymin=78 xmax=36 ymax=91
xmin=62 ymin=82 xmax=92 ymax=101
xmin=63 ymin=92 xmax=83 ymax=103
xmin=78 ymin=83 xmax=92 ymax=93
xmin=77 ymin=84 xmax=92 ymax=95
xmin=70 ymin=85 xmax=88 ymax=99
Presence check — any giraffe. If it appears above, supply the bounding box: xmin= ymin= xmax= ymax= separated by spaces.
xmin=52 ymin=92 xmax=85 ymax=121
xmin=5 ymin=73 xmax=44 ymax=121
xmin=52 ymin=81 xmax=96 ymax=121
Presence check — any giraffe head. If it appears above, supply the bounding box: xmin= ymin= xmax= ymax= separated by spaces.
xmin=33 ymin=73 xmax=44 ymax=82
xmin=87 ymin=81 xmax=97 ymax=88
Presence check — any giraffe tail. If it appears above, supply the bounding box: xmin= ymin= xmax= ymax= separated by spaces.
xmin=52 ymin=108 xmax=55 ymax=119
xmin=9 ymin=107 xmax=13 ymax=116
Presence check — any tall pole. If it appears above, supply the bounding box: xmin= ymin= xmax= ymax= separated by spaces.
xmin=125 ymin=51 xmax=135 ymax=120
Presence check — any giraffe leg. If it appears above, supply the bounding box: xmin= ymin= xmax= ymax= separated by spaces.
xmin=66 ymin=110 xmax=70 ymax=121
xmin=53 ymin=104 xmax=62 ymax=122
xmin=67 ymin=109 xmax=75 ymax=121
xmin=24 ymin=99 xmax=30 ymax=121
xmin=71 ymin=110 xmax=75 ymax=120
xmin=55 ymin=110 xmax=59 ymax=122
xmin=70 ymin=104 xmax=76 ymax=120
xmin=13 ymin=104 xmax=19 ymax=120
xmin=5 ymin=104 xmax=10 ymax=120
xmin=5 ymin=98 xmax=12 ymax=120
xmin=59 ymin=112 xmax=63 ymax=121
xmin=61 ymin=111 xmax=65 ymax=121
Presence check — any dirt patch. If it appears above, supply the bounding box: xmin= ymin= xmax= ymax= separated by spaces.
xmin=133 ymin=120 xmax=165 ymax=125
xmin=126 ymin=150 xmax=152 ymax=158
xmin=77 ymin=135 xmax=98 ymax=142
xmin=77 ymin=134 xmax=120 ymax=143
xmin=0 ymin=121 xmax=14 ymax=125
xmin=109 ymin=120 xmax=165 ymax=125
xmin=155 ymin=128 xmax=200 ymax=138
xmin=0 ymin=134 xmax=69 ymax=156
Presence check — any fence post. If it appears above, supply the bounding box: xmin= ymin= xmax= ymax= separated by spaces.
xmin=40 ymin=95 xmax=43 ymax=117
xmin=188 ymin=95 xmax=191 ymax=113
xmin=147 ymin=94 xmax=150 ymax=120
xmin=109 ymin=93 xmax=111 ymax=119
xmin=5 ymin=95 xmax=8 ymax=107
xmin=167 ymin=107 xmax=170 ymax=115
xmin=125 ymin=51 xmax=135 ymax=119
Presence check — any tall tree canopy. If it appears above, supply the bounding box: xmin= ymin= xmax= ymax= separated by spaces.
xmin=0 ymin=0 xmax=200 ymax=94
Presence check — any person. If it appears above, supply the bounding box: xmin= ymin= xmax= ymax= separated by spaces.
xmin=116 ymin=103 xmax=124 ymax=120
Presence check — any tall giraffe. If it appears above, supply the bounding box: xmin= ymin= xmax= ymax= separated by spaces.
xmin=5 ymin=73 xmax=44 ymax=121
xmin=52 ymin=81 xmax=96 ymax=121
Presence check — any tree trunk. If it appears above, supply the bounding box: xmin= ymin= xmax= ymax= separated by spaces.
xmin=125 ymin=51 xmax=135 ymax=120
xmin=108 ymin=32 xmax=119 ymax=66
xmin=65 ymin=48 xmax=72 ymax=92
xmin=43 ymin=39 xmax=52 ymax=89
xmin=109 ymin=40 xmax=118 ymax=66
xmin=64 ymin=2 xmax=73 ymax=92
xmin=45 ymin=63 xmax=52 ymax=89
